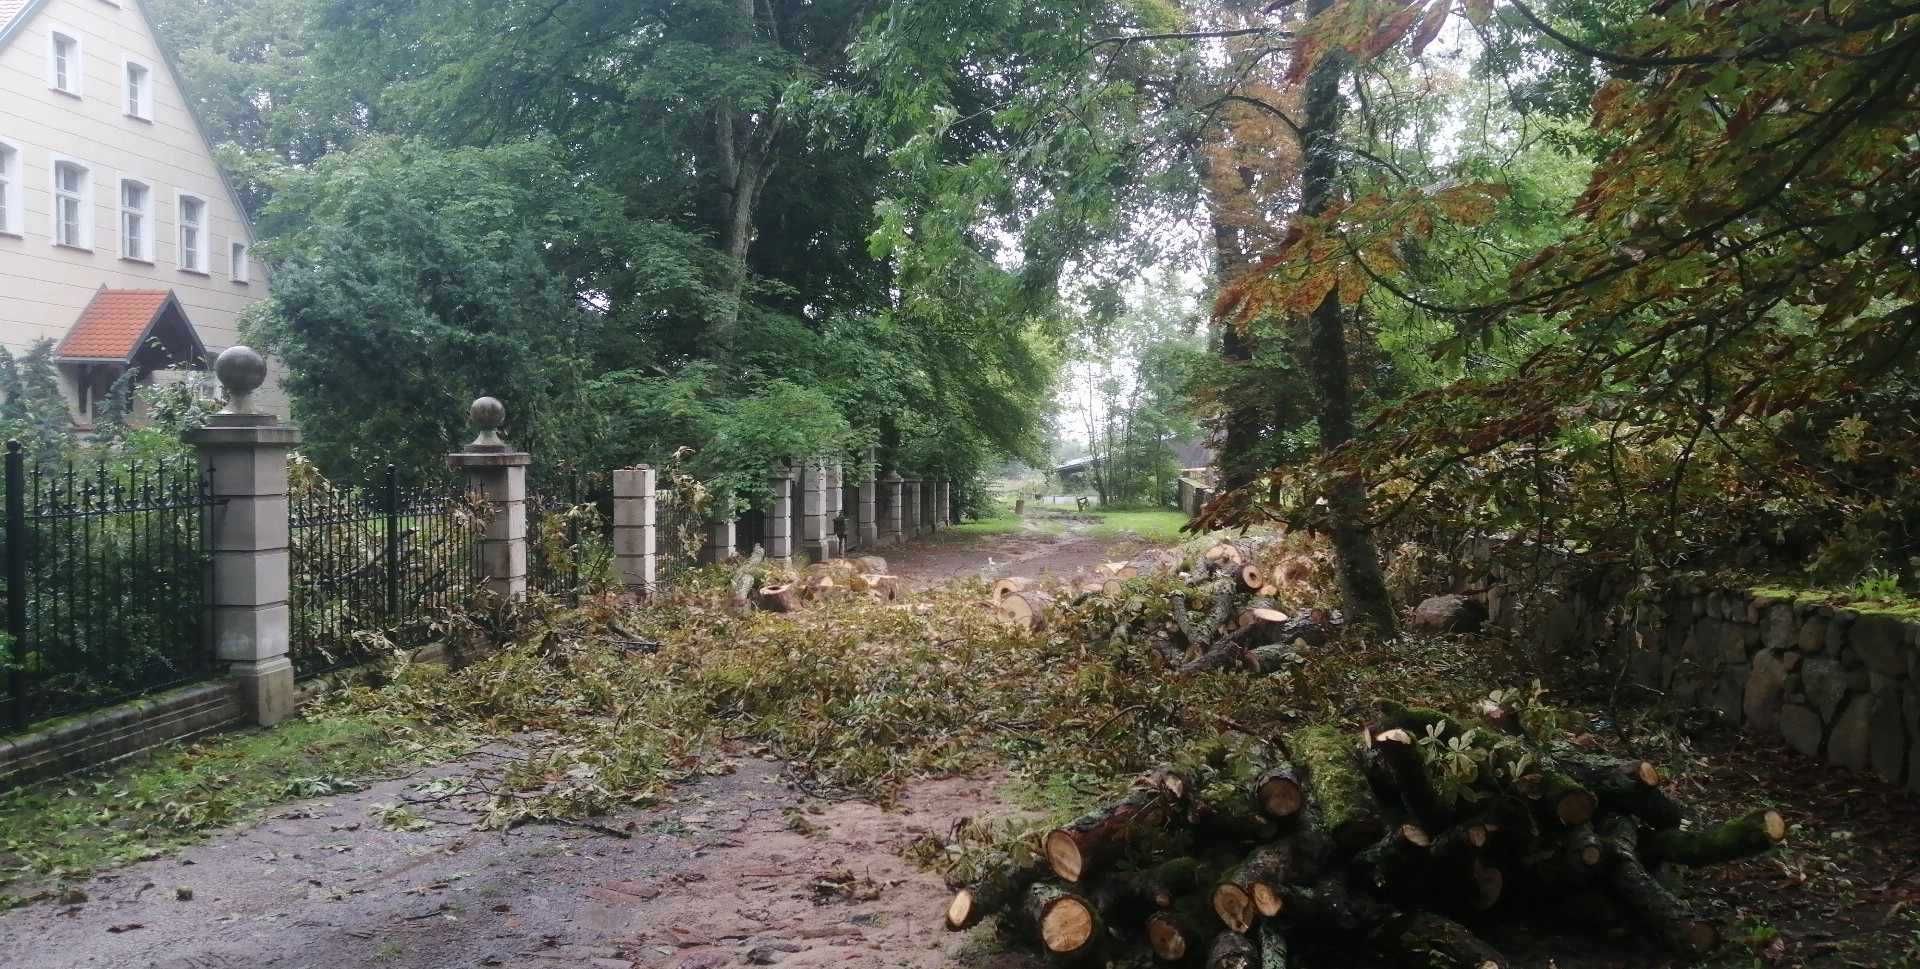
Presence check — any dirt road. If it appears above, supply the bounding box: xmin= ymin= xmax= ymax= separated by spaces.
xmin=0 ymin=751 xmax=1041 ymax=969
xmin=0 ymin=527 xmax=1116 ymax=969
xmin=882 ymin=517 xmax=1150 ymax=591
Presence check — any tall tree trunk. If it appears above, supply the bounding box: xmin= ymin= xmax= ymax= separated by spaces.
xmin=1297 ymin=0 xmax=1396 ymax=632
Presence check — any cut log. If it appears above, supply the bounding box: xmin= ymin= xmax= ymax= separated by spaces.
xmin=1019 ymin=883 xmax=1101 ymax=957
xmin=1368 ymin=727 xmax=1456 ymax=831
xmin=1254 ymin=762 xmax=1306 ymax=821
xmin=1256 ymin=920 xmax=1291 ymax=969
xmin=945 ymin=862 xmax=1045 ymax=931
xmin=1555 ymin=749 xmax=1683 ymax=830
xmin=1292 ymin=726 xmax=1386 ymax=851
xmin=1214 ymin=842 xmax=1295 ymax=928
xmin=852 ymin=555 xmax=889 ymax=575
xmin=1236 ymin=564 xmax=1266 ymax=593
xmin=1044 ymin=786 xmax=1181 ymax=883
xmin=1203 ymin=543 xmax=1245 ymax=568
xmin=850 ymin=573 xmax=899 ymax=601
xmin=1232 ymin=607 xmax=1293 ymax=646
xmin=1641 ymin=809 xmax=1786 ymax=866
xmin=1597 ymin=815 xmax=1719 ymax=956
xmin=1147 ymin=898 xmax=1223 ymax=963
xmin=992 ymin=576 xmax=1037 ymax=603
xmin=1351 ymin=823 xmax=1432 ymax=895
xmin=756 ymin=583 xmax=799 ymax=613
xmin=1372 ymin=911 xmax=1509 ymax=969
xmin=801 ymin=574 xmax=841 ymax=601
xmin=998 ymin=590 xmax=1055 ymax=632
xmin=1206 ymin=930 xmax=1257 ymax=969
xmin=728 ymin=545 xmax=767 ymax=608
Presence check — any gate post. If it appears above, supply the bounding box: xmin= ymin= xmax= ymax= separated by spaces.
xmin=183 ymin=347 xmax=300 ymax=726
xmin=613 ymin=466 xmax=656 ymax=596
xmin=800 ymin=459 xmax=831 ymax=563
xmin=448 ymin=396 xmax=530 ymax=602
xmin=857 ymin=449 xmax=878 ymax=547
xmin=882 ymin=471 xmax=903 ymax=545
xmin=902 ymin=477 xmax=921 ymax=539
xmin=765 ymin=464 xmax=796 ymax=564
xmin=701 ymin=518 xmax=736 ymax=564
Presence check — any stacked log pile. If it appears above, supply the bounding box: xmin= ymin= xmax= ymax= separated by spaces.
xmin=993 ymin=538 xmax=1335 ymax=674
xmin=944 ymin=699 xmax=1785 ymax=966
xmin=735 ymin=553 xmax=898 ymax=613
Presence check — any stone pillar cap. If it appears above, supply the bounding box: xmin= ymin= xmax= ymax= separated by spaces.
xmin=466 ymin=396 xmax=511 ymax=450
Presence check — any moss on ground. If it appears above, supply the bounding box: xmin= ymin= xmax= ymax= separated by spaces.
xmin=0 ymin=714 xmax=452 ymax=904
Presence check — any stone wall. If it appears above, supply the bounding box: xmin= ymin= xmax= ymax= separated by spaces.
xmin=1619 ymin=587 xmax=1920 ymax=793
xmin=1423 ymin=536 xmax=1920 ymax=795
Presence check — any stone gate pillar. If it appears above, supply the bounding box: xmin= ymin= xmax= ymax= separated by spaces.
xmin=882 ymin=471 xmax=903 ymax=545
xmin=448 ymin=396 xmax=531 ymax=602
xmin=766 ymin=465 xmax=796 ymax=563
xmin=857 ymin=449 xmax=878 ymax=546
xmin=612 ymin=467 xmax=656 ymax=596
xmin=185 ymin=347 xmax=299 ymax=726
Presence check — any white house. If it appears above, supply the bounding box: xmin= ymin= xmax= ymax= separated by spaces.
xmin=0 ymin=0 xmax=281 ymax=426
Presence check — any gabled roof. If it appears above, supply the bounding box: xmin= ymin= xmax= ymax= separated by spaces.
xmin=55 ymin=288 xmax=206 ymax=364
xmin=0 ymin=0 xmax=259 ymax=250
xmin=0 ymin=0 xmax=41 ymax=46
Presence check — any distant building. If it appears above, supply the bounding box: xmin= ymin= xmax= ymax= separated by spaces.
xmin=0 ymin=0 xmax=280 ymax=427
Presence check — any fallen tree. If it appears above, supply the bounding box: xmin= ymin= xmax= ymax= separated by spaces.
xmin=944 ymin=698 xmax=1784 ymax=966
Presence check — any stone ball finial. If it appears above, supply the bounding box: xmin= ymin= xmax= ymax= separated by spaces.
xmin=214 ymin=345 xmax=267 ymax=415
xmin=468 ymin=396 xmax=507 ymax=450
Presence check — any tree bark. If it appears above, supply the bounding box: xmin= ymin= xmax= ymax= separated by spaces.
xmin=1297 ymin=0 xmax=1396 ymax=633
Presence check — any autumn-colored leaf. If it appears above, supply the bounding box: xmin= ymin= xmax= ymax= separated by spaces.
xmin=1431 ymin=183 xmax=1506 ymax=225
xmin=1366 ymin=4 xmax=1426 ymax=58
xmin=1284 ymin=36 xmax=1321 ymax=87
xmin=1409 ymin=0 xmax=1451 ymax=57
xmin=1284 ymin=272 xmax=1339 ymax=315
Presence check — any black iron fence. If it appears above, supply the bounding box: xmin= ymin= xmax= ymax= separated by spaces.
xmin=527 ymin=468 xmax=613 ymax=599
xmin=288 ymin=465 xmax=482 ymax=679
xmin=655 ymin=486 xmax=705 ymax=589
xmin=3 ymin=442 xmax=217 ymax=730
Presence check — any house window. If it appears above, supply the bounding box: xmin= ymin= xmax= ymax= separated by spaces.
xmin=178 ymin=194 xmax=205 ymax=272
xmin=230 ymin=241 xmax=250 ymax=283
xmin=52 ymin=159 xmax=90 ymax=248
xmin=125 ymin=60 xmax=151 ymax=119
xmin=120 ymin=178 xmax=151 ymax=261
xmin=49 ymin=31 xmax=81 ymax=96
xmin=0 ymin=142 xmax=18 ymax=236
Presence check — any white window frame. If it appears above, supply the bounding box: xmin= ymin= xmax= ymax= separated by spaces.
xmin=118 ymin=175 xmax=153 ymax=262
xmin=49 ymin=155 xmax=93 ymax=250
xmin=176 ymin=191 xmax=207 ymax=273
xmin=46 ymin=26 xmax=83 ymax=97
xmin=0 ymin=139 xmax=20 ymax=238
xmin=123 ymin=57 xmax=153 ymax=121
xmin=230 ymin=241 xmax=250 ymax=283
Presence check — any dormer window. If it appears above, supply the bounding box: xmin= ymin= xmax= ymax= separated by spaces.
xmin=49 ymin=30 xmax=82 ymax=96
xmin=125 ymin=60 xmax=152 ymax=120
xmin=119 ymin=177 xmax=152 ymax=262
xmin=178 ymin=194 xmax=206 ymax=272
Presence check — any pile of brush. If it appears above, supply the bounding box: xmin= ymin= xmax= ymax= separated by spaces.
xmin=944 ymin=698 xmax=1785 ymax=967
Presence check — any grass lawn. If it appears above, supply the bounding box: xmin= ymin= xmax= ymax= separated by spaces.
xmin=0 ymin=713 xmax=450 ymax=904
xmin=1084 ymin=507 xmax=1191 ymax=544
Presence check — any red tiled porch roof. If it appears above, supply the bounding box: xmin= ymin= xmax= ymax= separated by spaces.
xmin=54 ymin=288 xmax=202 ymax=363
